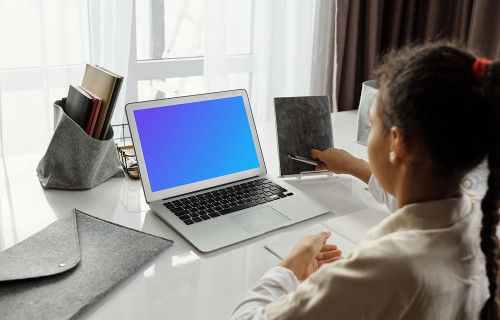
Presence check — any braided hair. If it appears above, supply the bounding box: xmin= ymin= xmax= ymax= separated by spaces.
xmin=375 ymin=42 xmax=500 ymax=319
xmin=481 ymin=55 xmax=500 ymax=320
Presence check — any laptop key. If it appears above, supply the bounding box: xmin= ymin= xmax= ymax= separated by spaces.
xmin=268 ymin=194 xmax=280 ymax=201
xmin=192 ymin=216 xmax=202 ymax=223
xmin=163 ymin=202 xmax=176 ymax=209
xmin=209 ymin=212 xmax=220 ymax=218
xmin=219 ymin=201 xmax=258 ymax=215
xmin=184 ymin=219 xmax=194 ymax=225
xmin=200 ymin=215 xmax=211 ymax=220
xmin=179 ymin=214 xmax=191 ymax=220
xmin=170 ymin=207 xmax=184 ymax=213
xmin=173 ymin=209 xmax=189 ymax=217
xmin=256 ymin=199 xmax=266 ymax=204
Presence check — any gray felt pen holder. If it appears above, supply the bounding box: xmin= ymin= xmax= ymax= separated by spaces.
xmin=36 ymin=99 xmax=124 ymax=190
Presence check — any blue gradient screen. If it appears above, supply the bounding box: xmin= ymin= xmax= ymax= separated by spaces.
xmin=134 ymin=96 xmax=260 ymax=192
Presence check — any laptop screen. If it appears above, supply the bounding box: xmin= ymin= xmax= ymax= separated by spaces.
xmin=133 ymin=95 xmax=260 ymax=192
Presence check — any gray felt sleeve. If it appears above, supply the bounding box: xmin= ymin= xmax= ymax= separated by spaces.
xmin=274 ymin=96 xmax=333 ymax=176
xmin=0 ymin=209 xmax=173 ymax=320
xmin=356 ymin=80 xmax=378 ymax=146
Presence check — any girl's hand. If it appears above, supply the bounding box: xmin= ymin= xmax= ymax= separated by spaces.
xmin=279 ymin=232 xmax=342 ymax=281
xmin=311 ymin=148 xmax=372 ymax=184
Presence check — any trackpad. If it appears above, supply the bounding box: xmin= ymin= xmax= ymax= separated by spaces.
xmin=229 ymin=206 xmax=290 ymax=234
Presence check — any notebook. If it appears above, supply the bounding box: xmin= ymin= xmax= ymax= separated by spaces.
xmin=64 ymin=85 xmax=93 ymax=130
xmin=274 ymin=96 xmax=334 ymax=176
xmin=126 ymin=89 xmax=331 ymax=252
xmin=81 ymin=64 xmax=118 ymax=140
xmin=95 ymin=65 xmax=124 ymax=140
xmin=80 ymin=87 xmax=102 ymax=136
xmin=264 ymin=207 xmax=391 ymax=261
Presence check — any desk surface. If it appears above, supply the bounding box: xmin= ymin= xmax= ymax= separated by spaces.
xmin=0 ymin=110 xmax=388 ymax=319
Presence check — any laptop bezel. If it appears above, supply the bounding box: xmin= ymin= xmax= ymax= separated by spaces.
xmin=125 ymin=89 xmax=267 ymax=203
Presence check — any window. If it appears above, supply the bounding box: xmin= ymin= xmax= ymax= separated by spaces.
xmin=0 ymin=0 xmax=89 ymax=156
xmin=0 ymin=0 xmax=256 ymax=156
xmin=131 ymin=0 xmax=255 ymax=102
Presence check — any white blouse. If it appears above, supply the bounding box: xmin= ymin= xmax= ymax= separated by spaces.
xmin=231 ymin=176 xmax=488 ymax=320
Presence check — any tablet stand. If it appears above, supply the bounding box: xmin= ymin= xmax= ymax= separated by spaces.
xmin=279 ymin=170 xmax=333 ymax=179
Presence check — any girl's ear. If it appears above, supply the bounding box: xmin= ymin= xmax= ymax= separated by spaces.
xmin=389 ymin=126 xmax=406 ymax=165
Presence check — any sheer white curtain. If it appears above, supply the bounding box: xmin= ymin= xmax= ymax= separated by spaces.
xmin=251 ymin=0 xmax=317 ymax=124
xmin=87 ymin=0 xmax=134 ymax=125
xmin=203 ymin=0 xmax=322 ymax=124
xmin=204 ymin=0 xmax=229 ymax=92
xmin=310 ymin=0 xmax=336 ymax=110
xmin=0 ymin=0 xmax=134 ymax=158
xmin=0 ymin=0 xmax=328 ymax=156
xmin=0 ymin=0 xmax=90 ymax=157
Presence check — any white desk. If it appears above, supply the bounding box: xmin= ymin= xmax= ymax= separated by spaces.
xmin=0 ymin=110 xmax=387 ymax=319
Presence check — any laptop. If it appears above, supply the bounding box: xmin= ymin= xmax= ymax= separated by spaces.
xmin=125 ymin=89 xmax=330 ymax=252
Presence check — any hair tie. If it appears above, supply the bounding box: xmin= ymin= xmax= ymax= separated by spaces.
xmin=472 ymin=57 xmax=492 ymax=84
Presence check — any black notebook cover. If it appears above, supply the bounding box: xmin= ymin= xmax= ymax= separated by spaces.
xmin=64 ymin=85 xmax=93 ymax=130
xmin=96 ymin=65 xmax=123 ymax=140
xmin=274 ymin=96 xmax=334 ymax=176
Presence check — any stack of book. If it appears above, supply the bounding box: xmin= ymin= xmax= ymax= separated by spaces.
xmin=63 ymin=64 xmax=123 ymax=140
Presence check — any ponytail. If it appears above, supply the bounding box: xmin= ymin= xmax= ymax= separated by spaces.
xmin=480 ymin=61 xmax=500 ymax=320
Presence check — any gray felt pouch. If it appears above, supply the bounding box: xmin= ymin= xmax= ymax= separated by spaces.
xmin=0 ymin=209 xmax=173 ymax=320
xmin=36 ymin=99 xmax=124 ymax=190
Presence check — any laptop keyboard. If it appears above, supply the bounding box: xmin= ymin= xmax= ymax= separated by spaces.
xmin=163 ymin=178 xmax=294 ymax=225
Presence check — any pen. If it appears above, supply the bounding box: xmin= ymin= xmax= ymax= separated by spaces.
xmin=287 ymin=154 xmax=322 ymax=166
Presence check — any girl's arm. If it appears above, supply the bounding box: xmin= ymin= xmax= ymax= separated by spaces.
xmin=311 ymin=148 xmax=372 ymax=184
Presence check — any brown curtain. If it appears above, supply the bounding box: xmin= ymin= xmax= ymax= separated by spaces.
xmin=328 ymin=0 xmax=500 ymax=111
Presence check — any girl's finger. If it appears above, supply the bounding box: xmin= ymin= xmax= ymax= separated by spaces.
xmin=317 ymin=257 xmax=342 ymax=267
xmin=316 ymin=250 xmax=342 ymax=260
xmin=320 ymin=244 xmax=338 ymax=252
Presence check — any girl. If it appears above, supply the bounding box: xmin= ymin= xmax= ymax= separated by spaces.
xmin=231 ymin=43 xmax=500 ymax=319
